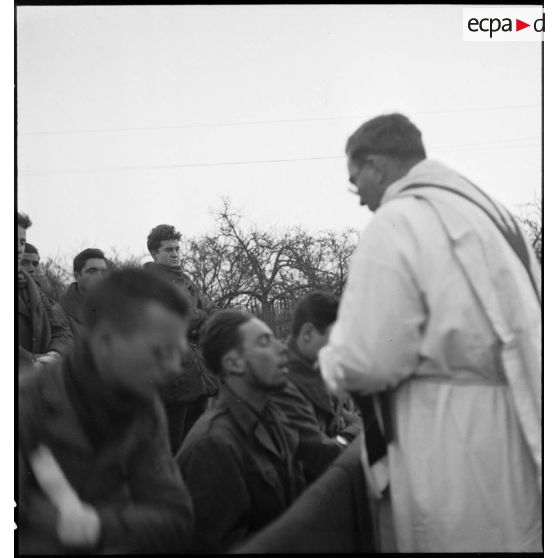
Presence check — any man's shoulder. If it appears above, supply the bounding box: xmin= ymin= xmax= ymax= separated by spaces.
xmin=143 ymin=262 xmax=196 ymax=290
xmin=57 ymin=283 xmax=81 ymax=311
xmin=270 ymin=381 xmax=321 ymax=428
xmin=186 ymin=405 xmax=238 ymax=443
xmin=273 ymin=379 xmax=307 ymax=405
xmin=177 ymin=407 xmax=242 ymax=461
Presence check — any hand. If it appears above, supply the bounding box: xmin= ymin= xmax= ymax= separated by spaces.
xmin=34 ymin=351 xmax=60 ymax=371
xmin=56 ymin=499 xmax=101 ymax=548
xmin=29 ymin=445 xmax=101 ymax=548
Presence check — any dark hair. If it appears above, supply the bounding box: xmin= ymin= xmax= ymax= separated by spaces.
xmin=200 ymin=310 xmax=252 ymax=378
xmin=291 ymin=291 xmax=339 ymax=337
xmin=24 ymin=243 xmax=38 ymax=255
xmin=346 ymin=113 xmax=426 ymax=164
xmin=18 ymin=212 xmax=32 ymax=229
xmin=83 ymin=268 xmax=191 ymax=334
xmin=147 ymin=224 xmax=182 ymax=253
xmin=73 ymin=248 xmax=106 ymax=274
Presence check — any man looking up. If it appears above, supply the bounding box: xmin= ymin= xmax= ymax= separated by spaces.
xmin=177 ymin=310 xmax=336 ymax=553
xmin=18 ymin=268 xmax=195 ymax=554
xmin=144 ymin=224 xmax=218 ymax=452
xmin=17 ymin=212 xmax=71 ymax=369
xmin=56 ymin=248 xmax=108 ymax=343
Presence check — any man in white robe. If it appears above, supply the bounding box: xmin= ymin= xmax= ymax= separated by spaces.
xmin=319 ymin=113 xmax=541 ymax=552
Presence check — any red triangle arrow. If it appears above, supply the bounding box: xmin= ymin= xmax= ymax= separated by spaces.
xmin=516 ymin=19 xmax=530 ymax=31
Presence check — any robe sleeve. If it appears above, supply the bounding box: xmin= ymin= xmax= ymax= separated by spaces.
xmin=320 ymin=206 xmax=427 ymax=396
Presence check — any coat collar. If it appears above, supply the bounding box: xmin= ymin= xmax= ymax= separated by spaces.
xmin=286 ymin=343 xmax=334 ymax=416
xmin=219 ymin=384 xmax=291 ymax=460
xmin=381 ymin=158 xmax=481 ymax=207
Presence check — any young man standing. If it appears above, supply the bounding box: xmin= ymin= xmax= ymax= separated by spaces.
xmin=17 ymin=212 xmax=71 ymax=370
xmin=144 ymin=224 xmax=218 ymax=452
xmin=56 ymin=248 xmax=108 ymax=343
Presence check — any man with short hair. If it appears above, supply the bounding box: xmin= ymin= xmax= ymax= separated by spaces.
xmin=17 ymin=212 xmax=71 ymax=369
xmin=319 ymin=113 xmax=541 ymax=552
xmin=281 ymin=291 xmax=360 ymax=442
xmin=21 ymin=243 xmax=40 ymax=278
xmin=144 ymin=224 xmax=218 ymax=453
xmin=56 ymin=248 xmax=108 ymax=342
xmin=18 ymin=269 xmax=195 ymax=554
xmin=176 ymin=310 xmax=337 ymax=553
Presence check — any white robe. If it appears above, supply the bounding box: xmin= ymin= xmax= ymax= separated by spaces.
xmin=319 ymin=159 xmax=541 ymax=552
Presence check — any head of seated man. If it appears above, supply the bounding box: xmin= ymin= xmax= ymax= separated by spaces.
xmin=201 ymin=310 xmax=289 ymax=406
xmin=291 ymin=291 xmax=339 ymax=365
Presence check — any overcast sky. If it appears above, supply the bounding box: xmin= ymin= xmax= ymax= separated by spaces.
xmin=17 ymin=4 xmax=542 ymax=268
xmin=5 ymin=4 xmax=554 ymax=551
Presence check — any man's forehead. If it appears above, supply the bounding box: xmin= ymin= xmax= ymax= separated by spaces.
xmin=239 ymin=318 xmax=273 ymax=342
xmin=23 ymin=252 xmax=39 ymax=262
xmin=160 ymin=239 xmax=180 ymax=248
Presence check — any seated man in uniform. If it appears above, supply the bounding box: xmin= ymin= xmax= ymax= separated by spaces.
xmin=176 ymin=310 xmax=338 ymax=553
xmin=282 ymin=291 xmax=360 ymax=444
xmin=18 ymin=269 xmax=195 ymax=554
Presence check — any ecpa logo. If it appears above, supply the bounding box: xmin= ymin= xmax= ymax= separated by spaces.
xmin=463 ymin=8 xmax=544 ymax=42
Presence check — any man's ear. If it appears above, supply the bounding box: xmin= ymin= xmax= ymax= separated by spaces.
xmin=221 ymin=348 xmax=244 ymax=376
xmin=369 ymin=153 xmax=398 ymax=185
xmin=149 ymin=249 xmax=158 ymax=260
xmin=74 ymin=271 xmax=80 ymax=282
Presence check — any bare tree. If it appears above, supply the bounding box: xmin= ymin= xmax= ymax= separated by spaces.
xmin=104 ymin=249 xmax=143 ymax=271
xmin=180 ymin=200 xmax=358 ymax=335
xmin=285 ymin=228 xmax=358 ymax=297
xmin=38 ymin=258 xmax=73 ymax=302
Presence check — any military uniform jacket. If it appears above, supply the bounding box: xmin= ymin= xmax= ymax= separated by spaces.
xmin=175 ymin=384 xmax=306 ymax=553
